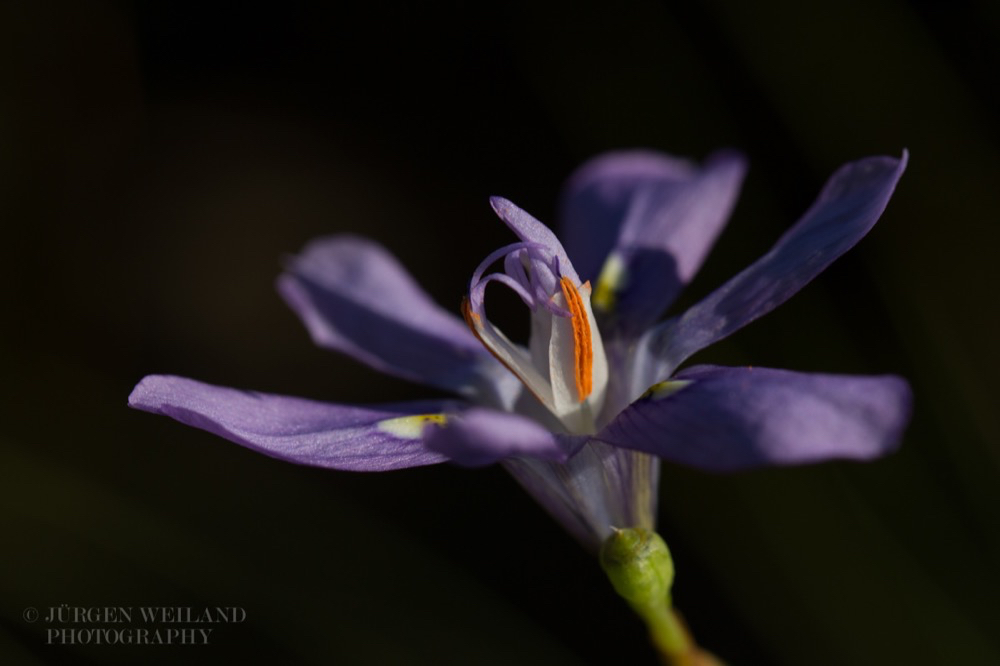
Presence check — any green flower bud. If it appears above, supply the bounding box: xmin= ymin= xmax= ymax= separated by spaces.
xmin=599 ymin=527 xmax=674 ymax=609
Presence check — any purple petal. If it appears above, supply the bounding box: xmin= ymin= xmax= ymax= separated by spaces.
xmin=129 ymin=375 xmax=457 ymax=471
xmin=559 ymin=150 xmax=696 ymax=281
xmin=597 ymin=365 xmax=912 ymax=471
xmin=559 ymin=150 xmax=747 ymax=333
xmin=488 ymin=197 xmax=579 ymax=285
xmin=277 ymin=235 xmax=494 ymax=396
xmin=644 ymin=152 xmax=908 ymax=376
xmin=423 ymin=407 xmax=584 ymax=467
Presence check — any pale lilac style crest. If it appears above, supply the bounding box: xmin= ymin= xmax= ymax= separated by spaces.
xmin=129 ymin=149 xmax=912 ymax=551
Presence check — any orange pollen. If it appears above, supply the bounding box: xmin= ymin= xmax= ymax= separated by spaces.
xmin=559 ymin=276 xmax=593 ymax=402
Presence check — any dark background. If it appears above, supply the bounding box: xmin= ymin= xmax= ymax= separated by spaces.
xmin=3 ymin=1 xmax=999 ymax=664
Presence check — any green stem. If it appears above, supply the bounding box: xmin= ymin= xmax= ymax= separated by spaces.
xmin=635 ymin=600 xmax=689 ymax=661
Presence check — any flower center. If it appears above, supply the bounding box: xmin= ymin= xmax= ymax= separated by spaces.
xmin=462 ymin=241 xmax=609 ymax=434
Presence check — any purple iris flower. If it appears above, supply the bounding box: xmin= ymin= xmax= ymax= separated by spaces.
xmin=129 ymin=149 xmax=911 ymax=552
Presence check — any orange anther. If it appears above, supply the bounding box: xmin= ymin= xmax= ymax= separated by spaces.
xmin=559 ymin=276 xmax=593 ymax=402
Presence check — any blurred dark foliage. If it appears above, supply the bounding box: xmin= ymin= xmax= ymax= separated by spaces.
xmin=2 ymin=1 xmax=999 ymax=664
